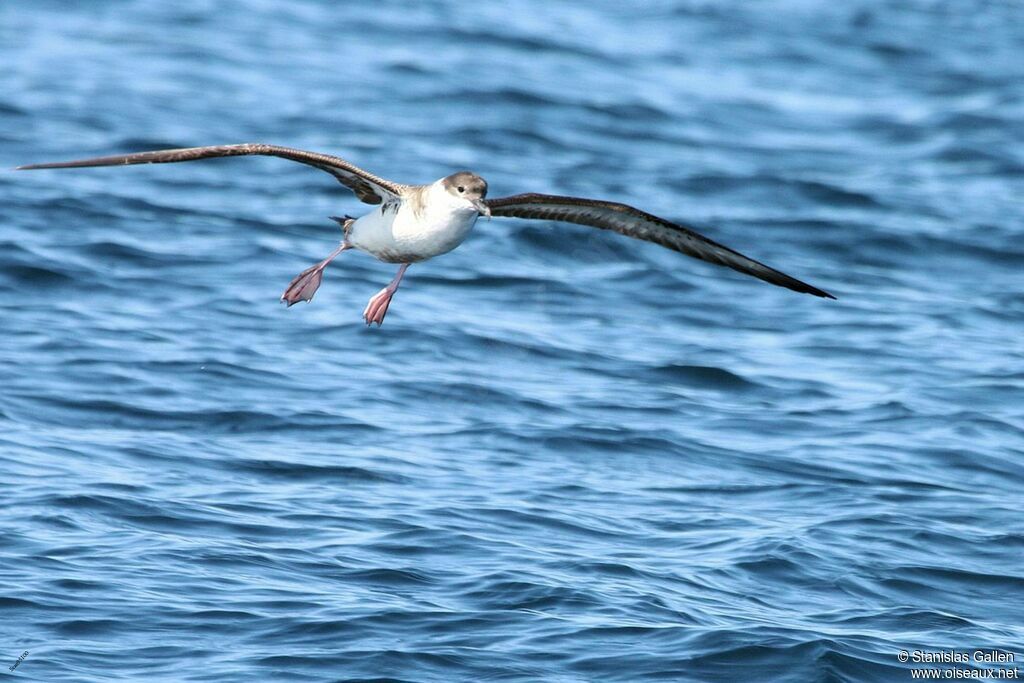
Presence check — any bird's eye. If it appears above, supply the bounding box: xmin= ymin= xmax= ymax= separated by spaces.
xmin=458 ymin=186 xmax=465 ymax=193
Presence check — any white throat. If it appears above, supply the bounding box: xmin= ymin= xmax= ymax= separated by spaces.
xmin=424 ymin=179 xmax=476 ymax=218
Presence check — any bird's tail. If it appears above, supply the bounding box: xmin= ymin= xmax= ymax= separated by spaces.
xmin=329 ymin=215 xmax=356 ymax=239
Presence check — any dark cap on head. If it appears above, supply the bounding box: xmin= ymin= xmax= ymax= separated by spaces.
xmin=442 ymin=171 xmax=488 ymax=199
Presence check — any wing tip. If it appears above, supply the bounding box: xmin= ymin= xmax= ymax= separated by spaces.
xmin=810 ymin=286 xmax=837 ymax=300
xmin=16 ymin=161 xmax=79 ymax=171
xmin=792 ymin=280 xmax=836 ymax=299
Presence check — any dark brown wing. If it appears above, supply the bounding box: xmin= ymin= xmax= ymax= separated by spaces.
xmin=486 ymin=193 xmax=835 ymax=299
xmin=17 ymin=143 xmax=406 ymax=205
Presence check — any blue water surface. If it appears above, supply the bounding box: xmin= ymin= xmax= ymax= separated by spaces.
xmin=1 ymin=1 xmax=1023 ymax=681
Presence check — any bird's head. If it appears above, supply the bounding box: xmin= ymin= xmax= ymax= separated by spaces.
xmin=442 ymin=171 xmax=490 ymax=217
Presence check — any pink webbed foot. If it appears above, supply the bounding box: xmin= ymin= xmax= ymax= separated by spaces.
xmin=363 ymin=287 xmax=395 ymax=326
xmin=280 ymin=242 xmax=350 ymax=306
xmin=363 ymin=263 xmax=410 ymax=327
xmin=281 ymin=263 xmax=325 ymax=306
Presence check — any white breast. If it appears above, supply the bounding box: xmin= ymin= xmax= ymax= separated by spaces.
xmin=347 ymin=181 xmax=479 ymax=263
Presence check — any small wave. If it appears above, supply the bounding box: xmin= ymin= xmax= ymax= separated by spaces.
xmin=79 ymin=240 xmax=183 ymax=265
xmin=0 ymin=597 xmax=40 ymax=608
xmin=420 ymin=26 xmax=614 ymax=63
xmin=230 ymin=459 xmax=408 ymax=484
xmin=582 ymin=101 xmax=672 ymax=122
xmin=341 ymin=567 xmax=437 ymax=586
xmin=465 ymin=578 xmax=604 ymax=611
xmin=0 ymin=101 xmax=27 ymax=116
xmin=644 ymin=364 xmax=761 ymax=390
xmin=666 ymin=175 xmax=883 ymax=209
xmin=1 ymin=264 xmax=77 ymax=286
xmin=8 ymin=394 xmax=378 ymax=435
xmin=109 ymin=137 xmax=193 ymax=151
xmin=51 ymin=618 xmax=123 ymax=636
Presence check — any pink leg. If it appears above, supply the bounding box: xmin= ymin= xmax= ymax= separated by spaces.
xmin=363 ymin=264 xmax=410 ymax=327
xmin=281 ymin=242 xmax=351 ymax=306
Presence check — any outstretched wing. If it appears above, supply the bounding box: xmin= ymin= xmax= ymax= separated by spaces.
xmin=486 ymin=193 xmax=835 ymax=299
xmin=17 ymin=143 xmax=406 ymax=205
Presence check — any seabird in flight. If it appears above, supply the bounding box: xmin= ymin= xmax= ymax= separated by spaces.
xmin=17 ymin=144 xmax=834 ymax=325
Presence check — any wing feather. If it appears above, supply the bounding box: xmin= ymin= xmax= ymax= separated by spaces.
xmin=17 ymin=143 xmax=405 ymax=205
xmin=486 ymin=193 xmax=834 ymax=299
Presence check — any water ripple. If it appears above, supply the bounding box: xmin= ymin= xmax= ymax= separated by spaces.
xmin=1 ymin=1 xmax=1021 ymax=681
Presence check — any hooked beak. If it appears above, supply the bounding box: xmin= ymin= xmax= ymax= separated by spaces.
xmin=471 ymin=198 xmax=491 ymax=219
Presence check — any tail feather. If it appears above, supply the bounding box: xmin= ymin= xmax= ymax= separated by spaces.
xmin=329 ymin=215 xmax=355 ymax=238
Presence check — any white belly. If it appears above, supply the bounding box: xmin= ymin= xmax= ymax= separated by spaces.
xmin=348 ymin=198 xmax=478 ymax=264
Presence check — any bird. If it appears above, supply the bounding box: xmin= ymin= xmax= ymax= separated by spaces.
xmin=17 ymin=143 xmax=834 ymax=325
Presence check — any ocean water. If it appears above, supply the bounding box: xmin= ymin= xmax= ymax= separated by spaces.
xmin=1 ymin=1 xmax=1022 ymax=681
